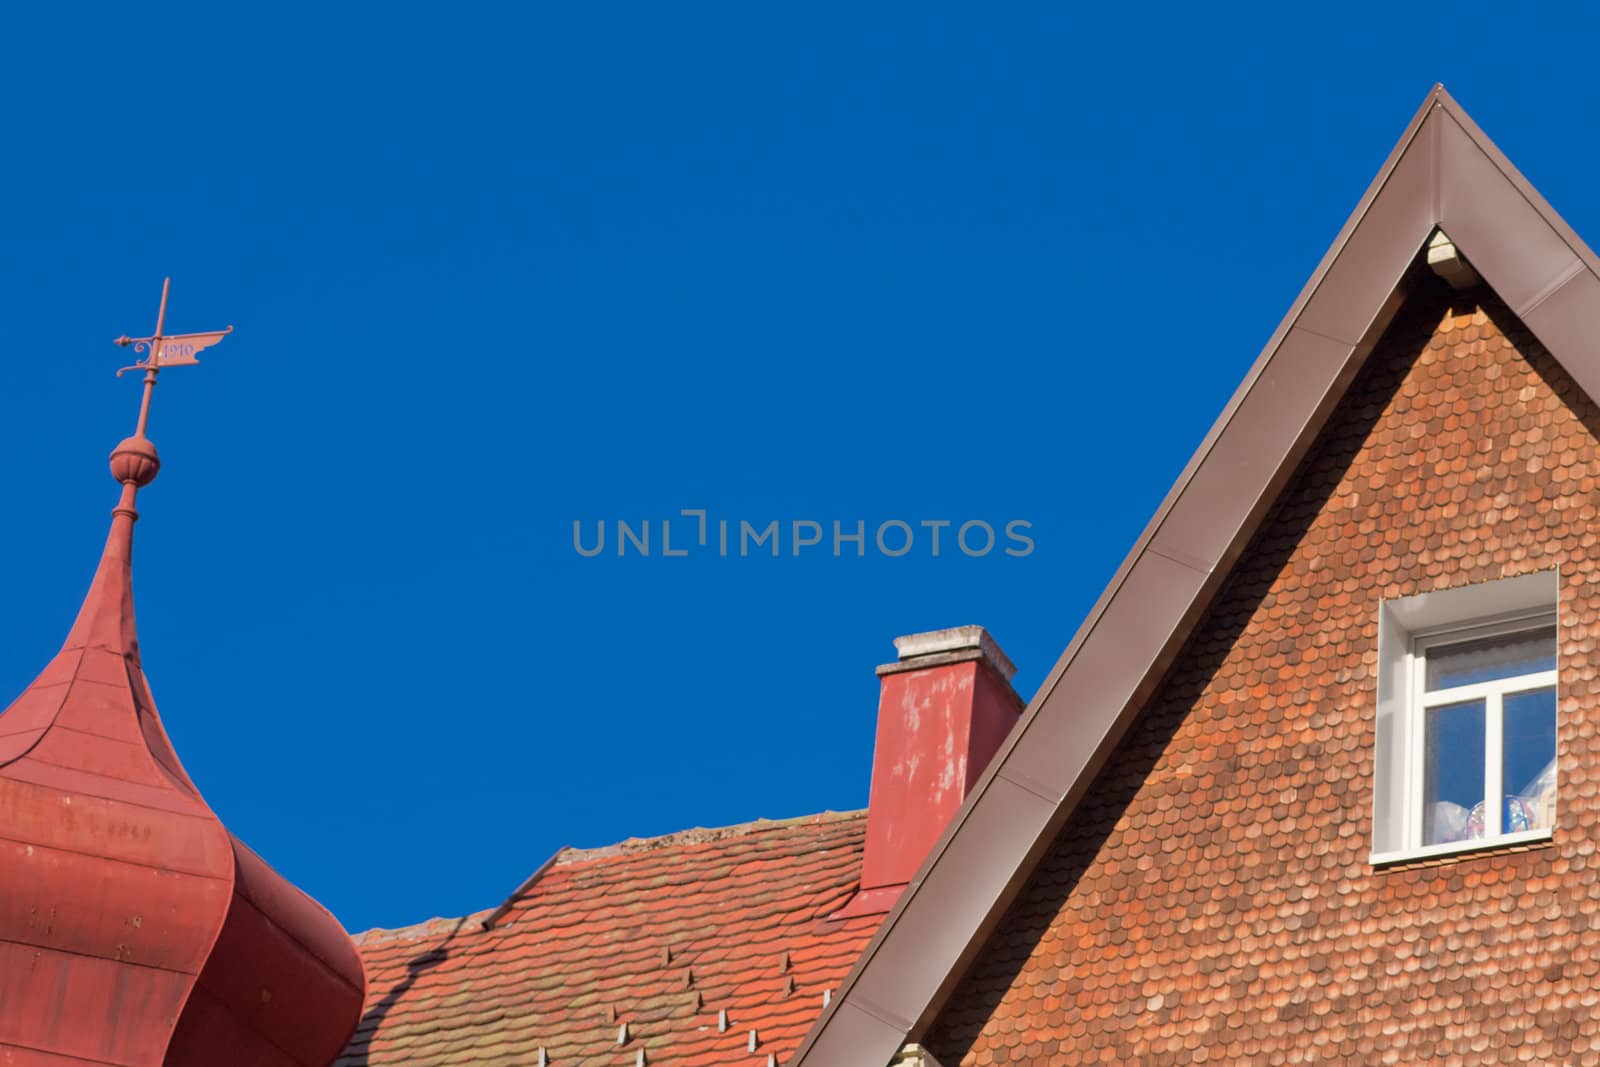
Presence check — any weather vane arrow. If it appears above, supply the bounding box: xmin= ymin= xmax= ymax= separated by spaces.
xmin=113 ymin=277 xmax=232 ymax=438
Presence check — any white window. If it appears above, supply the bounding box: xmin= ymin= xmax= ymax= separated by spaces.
xmin=1372 ymin=571 xmax=1558 ymax=862
xmin=1413 ymin=620 xmax=1556 ymax=847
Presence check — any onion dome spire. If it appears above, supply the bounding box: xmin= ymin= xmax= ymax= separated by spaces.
xmin=0 ymin=281 xmax=364 ymax=1065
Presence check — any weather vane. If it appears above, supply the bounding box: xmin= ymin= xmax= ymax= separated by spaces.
xmin=114 ymin=277 xmax=232 ymax=437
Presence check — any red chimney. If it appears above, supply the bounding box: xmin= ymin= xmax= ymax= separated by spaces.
xmin=837 ymin=626 xmax=1024 ymax=918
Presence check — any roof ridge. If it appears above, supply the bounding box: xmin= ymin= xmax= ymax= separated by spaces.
xmin=351 ymin=910 xmax=491 ymax=946
xmin=554 ymin=809 xmax=866 ymax=865
xmin=351 ymin=810 xmax=869 ymax=942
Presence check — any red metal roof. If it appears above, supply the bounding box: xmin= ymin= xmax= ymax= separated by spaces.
xmin=342 ymin=812 xmax=881 ymax=1065
xmin=0 ymin=430 xmax=365 ymax=1064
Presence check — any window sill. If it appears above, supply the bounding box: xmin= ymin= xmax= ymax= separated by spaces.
xmin=1370 ymin=827 xmax=1553 ymax=867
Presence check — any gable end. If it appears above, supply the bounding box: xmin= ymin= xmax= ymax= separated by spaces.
xmin=792 ymin=86 xmax=1600 ymax=1067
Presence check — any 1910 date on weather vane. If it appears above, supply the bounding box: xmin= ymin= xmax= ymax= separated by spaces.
xmin=114 ymin=277 xmax=232 ymax=378
xmin=111 ymin=277 xmax=233 ymax=442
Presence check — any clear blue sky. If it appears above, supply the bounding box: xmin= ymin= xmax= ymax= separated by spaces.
xmin=3 ymin=4 xmax=1598 ymax=932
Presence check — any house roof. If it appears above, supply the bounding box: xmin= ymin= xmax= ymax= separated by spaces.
xmin=791 ymin=85 xmax=1600 ymax=1066
xmin=341 ymin=811 xmax=882 ymax=1066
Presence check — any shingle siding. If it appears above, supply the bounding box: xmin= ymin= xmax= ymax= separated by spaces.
xmin=929 ymin=279 xmax=1600 ymax=1065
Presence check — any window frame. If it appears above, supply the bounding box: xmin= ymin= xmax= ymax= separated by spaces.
xmin=1401 ymin=612 xmax=1557 ymax=857
xmin=1371 ymin=570 xmax=1559 ymax=866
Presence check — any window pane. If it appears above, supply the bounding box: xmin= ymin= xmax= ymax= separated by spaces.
xmin=1424 ymin=627 xmax=1556 ymax=691
xmin=1424 ymin=699 xmax=1485 ymax=845
xmin=1504 ymin=686 xmax=1557 ymax=833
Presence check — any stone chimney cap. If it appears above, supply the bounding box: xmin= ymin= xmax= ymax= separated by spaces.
xmin=878 ymin=625 xmax=1017 ymax=681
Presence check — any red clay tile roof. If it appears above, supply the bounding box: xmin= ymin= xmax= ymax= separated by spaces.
xmin=341 ymin=811 xmax=880 ymax=1066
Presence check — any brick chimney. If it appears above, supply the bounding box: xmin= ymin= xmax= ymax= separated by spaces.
xmin=836 ymin=626 xmax=1024 ymax=918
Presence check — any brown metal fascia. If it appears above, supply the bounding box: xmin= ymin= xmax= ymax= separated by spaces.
xmin=790 ymin=86 xmax=1600 ymax=1067
xmin=1427 ymin=91 xmax=1600 ymax=415
xmin=1432 ymin=86 xmax=1600 ymax=281
xmin=789 ymin=89 xmax=1440 ymax=1067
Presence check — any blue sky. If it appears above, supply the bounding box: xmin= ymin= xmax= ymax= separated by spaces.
xmin=3 ymin=4 xmax=1599 ymax=932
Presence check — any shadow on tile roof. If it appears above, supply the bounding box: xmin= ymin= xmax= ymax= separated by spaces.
xmin=339 ymin=916 xmax=475 ymax=1067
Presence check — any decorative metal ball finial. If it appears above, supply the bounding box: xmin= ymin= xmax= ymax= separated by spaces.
xmin=110 ymin=436 xmax=160 ymax=487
